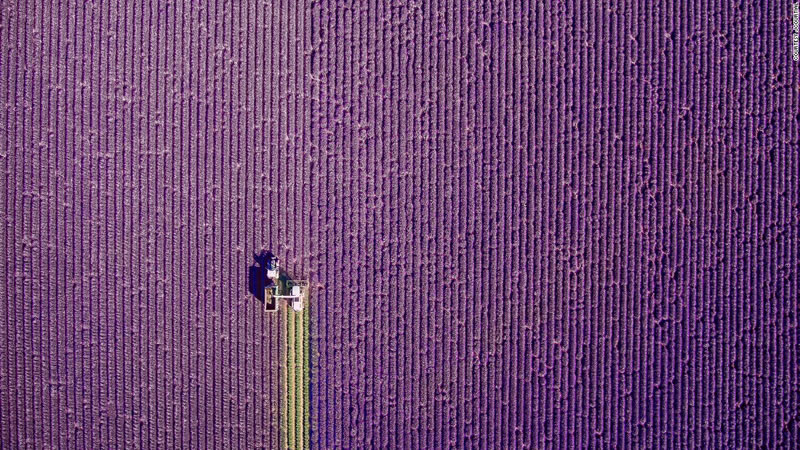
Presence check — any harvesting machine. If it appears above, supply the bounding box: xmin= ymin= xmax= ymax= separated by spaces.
xmin=263 ymin=255 xmax=309 ymax=312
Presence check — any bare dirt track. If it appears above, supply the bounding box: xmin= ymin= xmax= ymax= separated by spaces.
xmin=3 ymin=0 xmax=800 ymax=448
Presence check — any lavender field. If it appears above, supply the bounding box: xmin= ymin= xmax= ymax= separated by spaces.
xmin=3 ymin=0 xmax=800 ymax=447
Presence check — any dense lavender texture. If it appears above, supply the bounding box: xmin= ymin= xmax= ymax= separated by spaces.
xmin=2 ymin=0 xmax=800 ymax=448
xmin=308 ymin=1 xmax=800 ymax=447
xmin=1 ymin=0 xmax=308 ymax=447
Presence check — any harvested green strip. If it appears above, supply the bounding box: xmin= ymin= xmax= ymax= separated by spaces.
xmin=303 ymin=306 xmax=311 ymax=447
xmin=287 ymin=305 xmax=296 ymax=448
xmin=295 ymin=307 xmax=304 ymax=449
xmin=280 ymin=304 xmax=289 ymax=449
xmin=281 ymin=303 xmax=309 ymax=449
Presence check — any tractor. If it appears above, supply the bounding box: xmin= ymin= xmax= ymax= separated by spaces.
xmin=263 ymin=255 xmax=309 ymax=312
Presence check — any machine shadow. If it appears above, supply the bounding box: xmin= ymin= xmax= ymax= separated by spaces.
xmin=248 ymin=250 xmax=275 ymax=304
